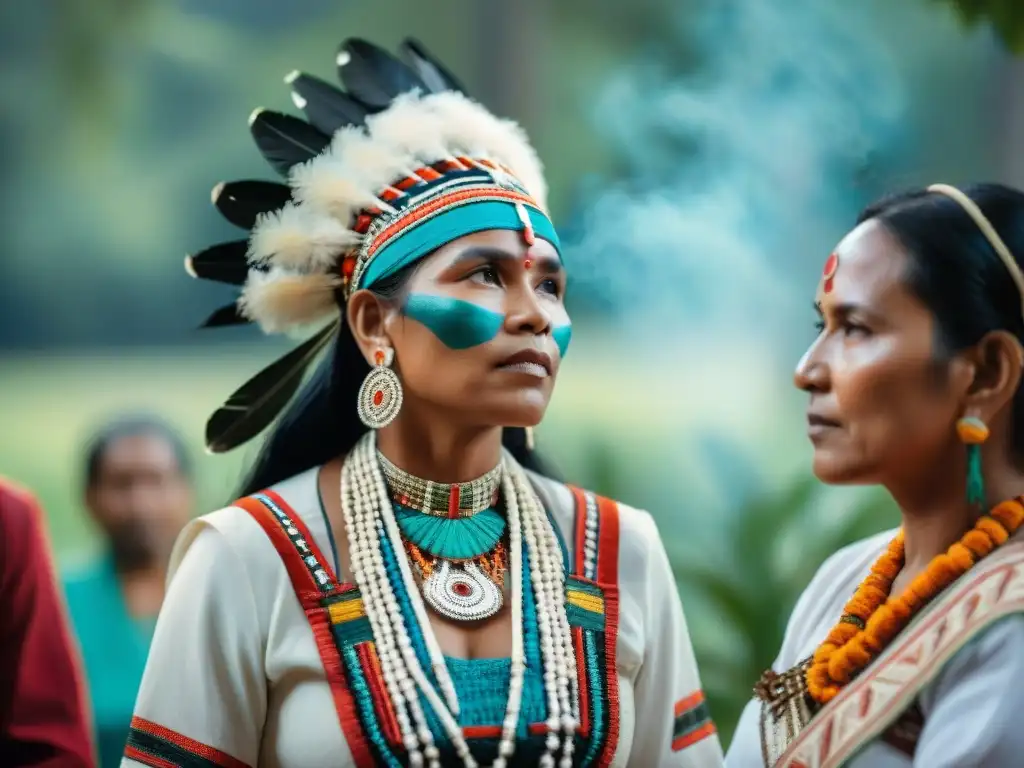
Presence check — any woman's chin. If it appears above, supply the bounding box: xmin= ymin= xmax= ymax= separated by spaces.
xmin=811 ymin=453 xmax=868 ymax=485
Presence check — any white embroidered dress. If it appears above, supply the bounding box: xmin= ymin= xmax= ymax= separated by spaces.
xmin=122 ymin=468 xmax=724 ymax=768
xmin=726 ymin=530 xmax=1024 ymax=767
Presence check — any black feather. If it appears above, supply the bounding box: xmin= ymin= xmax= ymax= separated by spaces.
xmin=186 ymin=240 xmax=249 ymax=286
xmin=213 ymin=180 xmax=291 ymax=230
xmin=204 ymin=322 xmax=338 ymax=453
xmin=249 ymin=110 xmax=330 ymax=177
xmin=286 ymin=71 xmax=371 ymax=134
xmin=200 ymin=302 xmax=250 ymax=328
xmin=398 ymin=37 xmax=467 ymax=94
xmin=337 ymin=38 xmax=426 ymax=109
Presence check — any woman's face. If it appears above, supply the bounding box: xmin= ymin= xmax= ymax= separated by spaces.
xmin=794 ymin=219 xmax=965 ymax=486
xmin=374 ymin=228 xmax=569 ymax=429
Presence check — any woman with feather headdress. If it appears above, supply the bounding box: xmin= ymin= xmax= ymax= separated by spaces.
xmin=121 ymin=37 xmax=723 ymax=768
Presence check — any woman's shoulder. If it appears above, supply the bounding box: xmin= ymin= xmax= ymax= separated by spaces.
xmin=168 ymin=467 xmax=324 ymax=580
xmin=525 ymin=470 xmax=661 ymax=560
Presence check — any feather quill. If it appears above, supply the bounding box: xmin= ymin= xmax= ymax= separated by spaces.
xmin=204 ymin=321 xmax=338 ymax=453
xmin=285 ymin=71 xmax=371 ymax=135
xmin=212 ymin=180 xmax=291 ymax=230
xmin=185 ymin=240 xmax=250 ymax=285
xmin=337 ymin=39 xmax=425 ymax=109
xmin=200 ymin=301 xmax=250 ymax=328
xmin=399 ymin=37 xmax=466 ymax=94
xmin=249 ymin=109 xmax=331 ymax=177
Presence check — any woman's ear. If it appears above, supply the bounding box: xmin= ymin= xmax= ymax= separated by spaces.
xmin=961 ymin=329 xmax=1024 ymax=422
xmin=346 ymin=289 xmax=393 ymax=365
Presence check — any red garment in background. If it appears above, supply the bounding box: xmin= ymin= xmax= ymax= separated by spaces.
xmin=0 ymin=479 xmax=95 ymax=767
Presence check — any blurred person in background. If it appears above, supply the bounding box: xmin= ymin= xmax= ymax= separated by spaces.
xmin=122 ymin=36 xmax=724 ymax=768
xmin=0 ymin=478 xmax=95 ymax=767
xmin=727 ymin=183 xmax=1024 ymax=767
xmin=64 ymin=415 xmax=193 ymax=768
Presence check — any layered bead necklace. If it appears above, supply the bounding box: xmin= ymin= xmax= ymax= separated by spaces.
xmin=378 ymin=451 xmax=507 ymax=622
xmin=341 ymin=432 xmax=578 ymax=768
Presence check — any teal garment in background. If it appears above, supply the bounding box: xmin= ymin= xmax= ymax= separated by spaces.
xmin=63 ymin=554 xmax=157 ymax=768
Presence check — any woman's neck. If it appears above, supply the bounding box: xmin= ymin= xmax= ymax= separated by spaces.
xmin=889 ymin=459 xmax=1024 ymax=576
xmin=375 ymin=417 xmax=503 ymax=483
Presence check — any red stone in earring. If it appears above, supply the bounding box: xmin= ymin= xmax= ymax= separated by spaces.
xmin=822 ymin=251 xmax=839 ymax=294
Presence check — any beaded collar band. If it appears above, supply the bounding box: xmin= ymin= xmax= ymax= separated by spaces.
xmin=377 ymin=451 xmax=501 ymax=518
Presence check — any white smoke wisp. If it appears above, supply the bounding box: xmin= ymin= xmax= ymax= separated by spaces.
xmin=566 ymin=0 xmax=905 ymax=344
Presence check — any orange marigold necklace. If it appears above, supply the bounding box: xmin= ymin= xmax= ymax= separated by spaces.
xmin=804 ymin=497 xmax=1024 ymax=704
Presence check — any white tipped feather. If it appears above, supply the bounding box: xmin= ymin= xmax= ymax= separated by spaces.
xmin=248 ymin=203 xmax=359 ymax=271
xmin=239 ymin=268 xmax=340 ymax=334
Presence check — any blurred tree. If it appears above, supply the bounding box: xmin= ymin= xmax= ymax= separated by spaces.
xmin=932 ymin=0 xmax=1024 ymax=51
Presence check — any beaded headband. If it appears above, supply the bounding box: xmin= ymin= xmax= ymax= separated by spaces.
xmin=928 ymin=183 xmax=1024 ymax=320
xmin=185 ymin=37 xmax=557 ymax=452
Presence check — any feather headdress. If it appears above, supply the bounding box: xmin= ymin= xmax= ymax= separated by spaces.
xmin=187 ymin=37 xmax=557 ymax=452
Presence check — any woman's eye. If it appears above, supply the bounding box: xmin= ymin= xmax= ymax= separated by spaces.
xmin=538 ymin=278 xmax=561 ymax=296
xmin=469 ymin=266 xmax=501 ymax=286
xmin=843 ymin=322 xmax=870 ymax=338
xmin=813 ymin=320 xmax=825 ymax=334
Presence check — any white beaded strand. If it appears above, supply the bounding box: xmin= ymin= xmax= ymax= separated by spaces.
xmin=516 ymin=475 xmax=563 ymax=767
xmin=490 ymin=464 xmax=527 ymax=768
xmin=349 ymin=441 xmax=444 ymax=766
xmin=365 ymin=435 xmax=462 ymax=716
xmin=342 ymin=456 xmax=427 ymax=763
xmin=511 ymin=462 xmax=578 ymax=767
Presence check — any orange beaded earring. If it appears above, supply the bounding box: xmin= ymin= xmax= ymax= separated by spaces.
xmin=956 ymin=415 xmax=990 ymax=507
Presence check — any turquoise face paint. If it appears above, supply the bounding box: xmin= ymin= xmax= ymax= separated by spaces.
xmin=552 ymin=324 xmax=572 ymax=358
xmin=403 ymin=294 xmax=503 ymax=350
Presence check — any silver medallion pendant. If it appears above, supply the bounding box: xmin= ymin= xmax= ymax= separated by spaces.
xmin=422 ymin=560 xmax=503 ymax=622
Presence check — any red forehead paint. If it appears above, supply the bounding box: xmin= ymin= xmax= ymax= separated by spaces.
xmin=822 ymin=251 xmax=839 ymax=294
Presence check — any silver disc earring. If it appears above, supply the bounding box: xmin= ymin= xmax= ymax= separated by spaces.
xmin=357 ymin=347 xmax=403 ymax=429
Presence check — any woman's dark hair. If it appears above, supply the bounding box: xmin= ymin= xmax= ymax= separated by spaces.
xmin=236 ymin=262 xmax=560 ymax=497
xmin=857 ymin=182 xmax=1024 ymax=454
xmin=85 ymin=414 xmax=192 ymax=488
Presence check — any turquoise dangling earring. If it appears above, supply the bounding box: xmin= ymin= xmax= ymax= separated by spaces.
xmin=956 ymin=416 xmax=990 ymax=508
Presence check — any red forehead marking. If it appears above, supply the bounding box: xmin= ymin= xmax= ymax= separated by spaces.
xmin=822 ymin=252 xmax=839 ymax=294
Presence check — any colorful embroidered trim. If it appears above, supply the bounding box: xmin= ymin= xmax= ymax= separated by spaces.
xmin=124 ymin=717 xmax=252 ymax=768
xmin=235 ymin=493 xmax=377 ymax=768
xmin=351 ymin=164 xmax=560 ymax=293
xmin=239 ymin=485 xmax=623 ymax=766
xmin=568 ymin=486 xmax=622 ymax=768
xmin=671 ymin=691 xmax=717 ymax=751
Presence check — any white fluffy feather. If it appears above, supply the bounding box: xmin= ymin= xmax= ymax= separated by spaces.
xmin=289 ymin=150 xmax=384 ymax=221
xmin=248 ymin=203 xmax=359 ymax=271
xmin=425 ymin=92 xmax=548 ymax=210
xmin=365 ymin=91 xmax=451 ymax=166
xmin=239 ymin=268 xmax=340 ymax=334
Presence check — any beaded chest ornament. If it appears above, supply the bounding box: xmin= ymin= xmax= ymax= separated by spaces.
xmin=379 ymin=450 xmax=507 ymax=621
